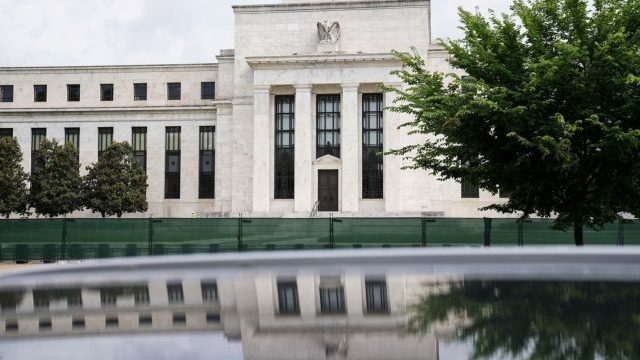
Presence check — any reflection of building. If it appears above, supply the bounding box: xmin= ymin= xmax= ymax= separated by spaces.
xmin=1 ymin=272 xmax=439 ymax=360
xmin=0 ymin=0 xmax=503 ymax=219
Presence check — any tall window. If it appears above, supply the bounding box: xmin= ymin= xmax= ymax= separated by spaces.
xmin=201 ymin=282 xmax=218 ymax=303
xmin=31 ymin=128 xmax=46 ymax=174
xmin=365 ymin=279 xmax=389 ymax=313
xmin=165 ymin=126 xmax=181 ymax=199
xmin=275 ymin=95 xmax=295 ymax=199
xmin=0 ymin=85 xmax=13 ymax=102
xmin=0 ymin=128 xmax=13 ymax=139
xmin=67 ymin=84 xmax=80 ymax=102
xmin=167 ymin=83 xmax=181 ymax=100
xmin=199 ymin=126 xmax=215 ymax=199
xmin=277 ymin=281 xmax=300 ymax=315
xmin=316 ymin=94 xmax=341 ymax=158
xmin=134 ymin=83 xmax=147 ymax=101
xmin=319 ymin=278 xmax=345 ymax=314
xmin=34 ymin=85 xmax=47 ymax=102
xmin=201 ymin=82 xmax=215 ymax=100
xmin=461 ymin=180 xmax=480 ymax=198
xmin=98 ymin=127 xmax=113 ymax=160
xmin=167 ymin=283 xmax=184 ymax=304
xmin=132 ymin=127 xmax=147 ymax=171
xmin=65 ymin=128 xmax=80 ymax=161
xmin=362 ymin=93 xmax=384 ymax=199
xmin=100 ymin=84 xmax=114 ymax=101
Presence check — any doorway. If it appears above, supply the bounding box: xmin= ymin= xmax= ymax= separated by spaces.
xmin=318 ymin=170 xmax=339 ymax=212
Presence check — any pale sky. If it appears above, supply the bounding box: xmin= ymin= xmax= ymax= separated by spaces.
xmin=0 ymin=0 xmax=512 ymax=67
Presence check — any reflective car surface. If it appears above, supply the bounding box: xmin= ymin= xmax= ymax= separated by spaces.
xmin=1 ymin=248 xmax=639 ymax=360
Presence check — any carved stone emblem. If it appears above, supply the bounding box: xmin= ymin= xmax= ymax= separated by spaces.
xmin=317 ymin=21 xmax=341 ymax=44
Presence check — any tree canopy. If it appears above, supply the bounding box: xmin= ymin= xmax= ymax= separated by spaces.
xmin=409 ymin=280 xmax=640 ymax=359
xmin=387 ymin=0 xmax=640 ymax=245
xmin=0 ymin=137 xmax=29 ymax=218
xmin=29 ymin=139 xmax=83 ymax=217
xmin=83 ymin=141 xmax=148 ymax=218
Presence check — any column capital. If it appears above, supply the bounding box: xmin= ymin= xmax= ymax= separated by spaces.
xmin=341 ymin=83 xmax=360 ymax=92
xmin=254 ymin=85 xmax=271 ymax=93
xmin=294 ymin=84 xmax=313 ymax=91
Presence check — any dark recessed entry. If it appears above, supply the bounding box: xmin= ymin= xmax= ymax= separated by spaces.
xmin=318 ymin=170 xmax=339 ymax=212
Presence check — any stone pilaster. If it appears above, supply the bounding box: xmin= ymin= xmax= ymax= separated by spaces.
xmin=252 ymin=85 xmax=271 ymax=213
xmin=384 ymin=83 xmax=404 ymax=213
xmin=341 ymin=84 xmax=360 ymax=213
xmin=294 ymin=85 xmax=314 ymax=213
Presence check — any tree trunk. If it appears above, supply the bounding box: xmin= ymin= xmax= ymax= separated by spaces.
xmin=574 ymin=222 xmax=584 ymax=246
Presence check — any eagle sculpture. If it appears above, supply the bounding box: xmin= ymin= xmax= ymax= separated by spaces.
xmin=317 ymin=21 xmax=341 ymax=44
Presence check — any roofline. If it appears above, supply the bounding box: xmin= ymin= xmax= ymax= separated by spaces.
xmin=233 ymin=0 xmax=429 ymax=14
xmin=0 ymin=63 xmax=219 ymax=74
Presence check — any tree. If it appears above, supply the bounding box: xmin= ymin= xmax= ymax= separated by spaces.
xmin=409 ymin=280 xmax=640 ymax=359
xmin=30 ymin=139 xmax=83 ymax=217
xmin=387 ymin=0 xmax=640 ymax=245
xmin=83 ymin=141 xmax=148 ymax=218
xmin=0 ymin=137 xmax=29 ymax=218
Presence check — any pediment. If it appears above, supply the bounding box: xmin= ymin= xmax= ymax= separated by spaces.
xmin=313 ymin=154 xmax=342 ymax=166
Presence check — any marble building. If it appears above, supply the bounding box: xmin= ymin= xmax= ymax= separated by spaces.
xmin=0 ymin=0 xmax=507 ymax=218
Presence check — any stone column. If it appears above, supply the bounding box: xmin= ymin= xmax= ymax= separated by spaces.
xmin=384 ymin=84 xmax=404 ymax=213
xmin=341 ymin=84 xmax=360 ymax=213
xmin=252 ymin=85 xmax=271 ymax=213
xmin=215 ymin=102 xmax=233 ymax=213
xmin=294 ymin=85 xmax=314 ymax=213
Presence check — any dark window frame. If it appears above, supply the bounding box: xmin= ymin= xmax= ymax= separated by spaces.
xmin=134 ymin=83 xmax=147 ymax=101
xmin=201 ymin=282 xmax=218 ymax=303
xmin=0 ymin=85 xmax=13 ymax=102
xmin=0 ymin=128 xmax=13 ymax=139
xmin=167 ymin=283 xmax=184 ymax=304
xmin=199 ymin=126 xmax=215 ymax=199
xmin=67 ymin=84 xmax=80 ymax=102
xmin=100 ymin=84 xmax=114 ymax=101
xmin=362 ymin=93 xmax=384 ymax=199
xmin=165 ymin=127 xmax=181 ymax=199
xmin=98 ymin=127 xmax=113 ymax=160
xmin=31 ymin=128 xmax=46 ymax=174
xmin=34 ymin=85 xmax=47 ymax=102
xmin=65 ymin=128 xmax=80 ymax=161
xmin=277 ymin=281 xmax=300 ymax=315
xmin=365 ymin=279 xmax=389 ymax=314
xmin=461 ymin=179 xmax=480 ymax=198
xmin=201 ymin=82 xmax=216 ymax=100
xmin=319 ymin=279 xmax=346 ymax=315
xmin=167 ymin=82 xmax=181 ymax=100
xmin=275 ymin=95 xmax=295 ymax=199
xmin=316 ymin=94 xmax=341 ymax=158
xmin=132 ymin=127 xmax=147 ymax=172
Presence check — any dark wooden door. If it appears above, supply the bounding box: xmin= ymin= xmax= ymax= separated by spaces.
xmin=318 ymin=170 xmax=339 ymax=212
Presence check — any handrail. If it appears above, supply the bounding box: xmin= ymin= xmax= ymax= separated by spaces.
xmin=309 ymin=201 xmax=319 ymax=218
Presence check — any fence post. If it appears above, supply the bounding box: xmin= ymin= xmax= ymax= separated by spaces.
xmin=237 ymin=215 xmax=244 ymax=251
xmin=421 ymin=218 xmax=427 ymax=247
xmin=617 ymin=222 xmax=625 ymax=246
xmin=517 ymin=219 xmax=524 ymax=246
xmin=61 ymin=218 xmax=68 ymax=260
xmin=148 ymin=218 xmax=154 ymax=255
xmin=483 ymin=218 xmax=492 ymax=246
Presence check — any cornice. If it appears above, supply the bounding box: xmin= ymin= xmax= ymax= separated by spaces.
xmin=246 ymin=53 xmax=401 ymax=70
xmin=0 ymin=105 xmax=215 ymax=116
xmin=0 ymin=63 xmax=218 ymax=75
xmin=233 ymin=0 xmax=428 ymax=14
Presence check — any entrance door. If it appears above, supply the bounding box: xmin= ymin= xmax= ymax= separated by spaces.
xmin=318 ymin=170 xmax=339 ymax=212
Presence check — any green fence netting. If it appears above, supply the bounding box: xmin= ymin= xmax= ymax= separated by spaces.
xmin=0 ymin=217 xmax=635 ymax=262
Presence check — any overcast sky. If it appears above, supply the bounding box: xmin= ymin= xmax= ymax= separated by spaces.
xmin=0 ymin=0 xmax=512 ymax=67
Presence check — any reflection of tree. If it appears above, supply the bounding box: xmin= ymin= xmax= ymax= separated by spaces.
xmin=409 ymin=281 xmax=640 ymax=360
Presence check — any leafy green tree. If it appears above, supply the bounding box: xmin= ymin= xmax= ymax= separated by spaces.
xmin=409 ymin=281 xmax=640 ymax=359
xmin=387 ymin=0 xmax=640 ymax=245
xmin=30 ymin=139 xmax=83 ymax=217
xmin=83 ymin=141 xmax=148 ymax=218
xmin=0 ymin=137 xmax=29 ymax=218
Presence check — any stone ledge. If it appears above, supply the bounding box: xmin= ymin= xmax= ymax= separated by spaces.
xmin=246 ymin=53 xmax=400 ymax=69
xmin=233 ymin=0 xmax=428 ymax=13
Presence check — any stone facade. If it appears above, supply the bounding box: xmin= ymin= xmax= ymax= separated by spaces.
xmin=0 ymin=0 xmax=507 ymax=218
